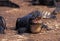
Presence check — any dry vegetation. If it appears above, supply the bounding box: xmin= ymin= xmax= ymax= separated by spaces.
xmin=0 ymin=0 xmax=60 ymax=41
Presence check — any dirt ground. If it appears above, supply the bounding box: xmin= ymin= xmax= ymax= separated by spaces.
xmin=0 ymin=0 xmax=60 ymax=41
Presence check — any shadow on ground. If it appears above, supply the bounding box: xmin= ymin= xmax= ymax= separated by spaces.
xmin=0 ymin=1 xmax=20 ymax=8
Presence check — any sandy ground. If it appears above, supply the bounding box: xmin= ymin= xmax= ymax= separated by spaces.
xmin=0 ymin=0 xmax=60 ymax=41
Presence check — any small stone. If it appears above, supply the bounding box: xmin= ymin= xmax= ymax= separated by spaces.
xmin=2 ymin=39 xmax=7 ymax=41
xmin=55 ymin=24 xmax=59 ymax=28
